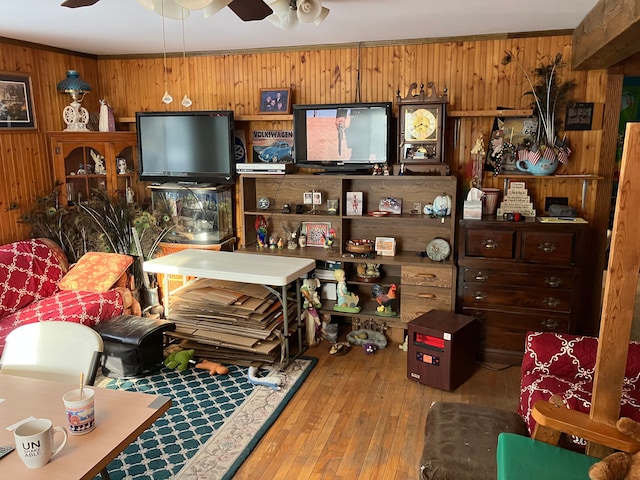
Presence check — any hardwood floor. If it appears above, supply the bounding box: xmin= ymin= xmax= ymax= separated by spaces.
xmin=234 ymin=340 xmax=522 ymax=480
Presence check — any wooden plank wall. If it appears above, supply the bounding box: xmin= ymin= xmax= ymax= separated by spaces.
xmin=0 ymin=34 xmax=609 ymax=248
xmin=0 ymin=41 xmax=99 ymax=244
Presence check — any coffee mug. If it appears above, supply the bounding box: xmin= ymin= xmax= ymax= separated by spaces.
xmin=14 ymin=418 xmax=67 ymax=469
xmin=63 ymin=388 xmax=96 ymax=435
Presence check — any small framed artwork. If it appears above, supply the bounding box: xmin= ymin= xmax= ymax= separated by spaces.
xmin=565 ymin=102 xmax=604 ymax=131
xmin=313 ymin=191 xmax=322 ymax=205
xmin=375 ymin=237 xmax=396 ymax=256
xmin=346 ymin=191 xmax=363 ymax=216
xmin=0 ymin=72 xmax=37 ymax=130
xmin=259 ymin=88 xmax=291 ymax=114
xmin=327 ymin=199 xmax=339 ymax=214
xmin=302 ymin=222 xmax=331 ymax=247
xmin=379 ymin=197 xmax=402 ymax=214
xmin=410 ymin=202 xmax=422 ymax=214
xmin=303 ymin=192 xmax=313 ymax=204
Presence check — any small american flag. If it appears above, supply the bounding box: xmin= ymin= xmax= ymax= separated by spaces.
xmin=557 ymin=146 xmax=571 ymax=164
xmin=528 ymin=149 xmax=541 ymax=165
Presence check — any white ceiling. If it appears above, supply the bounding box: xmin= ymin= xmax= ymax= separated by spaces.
xmin=0 ymin=0 xmax=598 ymax=57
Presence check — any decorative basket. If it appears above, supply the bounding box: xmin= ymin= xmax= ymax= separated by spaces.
xmin=346 ymin=329 xmax=387 ymax=349
xmin=345 ymin=239 xmax=374 ymax=254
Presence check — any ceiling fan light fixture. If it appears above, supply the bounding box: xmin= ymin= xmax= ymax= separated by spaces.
xmin=151 ymin=0 xmax=190 ymax=19
xmin=313 ymin=5 xmax=329 ymax=25
xmin=296 ymin=0 xmax=321 ymax=23
xmin=175 ymin=0 xmax=213 ymax=9
xmin=202 ymin=0 xmax=233 ymax=18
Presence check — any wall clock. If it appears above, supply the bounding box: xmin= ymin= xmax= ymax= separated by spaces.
xmin=426 ymin=237 xmax=451 ymax=262
xmin=397 ymin=82 xmax=448 ymax=164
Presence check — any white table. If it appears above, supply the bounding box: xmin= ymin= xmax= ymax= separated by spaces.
xmin=143 ymin=249 xmax=316 ymax=365
xmin=0 ymin=375 xmax=171 ymax=480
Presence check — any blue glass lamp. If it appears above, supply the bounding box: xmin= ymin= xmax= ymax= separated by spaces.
xmin=56 ymin=70 xmax=91 ymax=131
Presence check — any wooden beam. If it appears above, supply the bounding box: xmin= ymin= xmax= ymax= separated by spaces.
xmin=572 ymin=0 xmax=640 ymax=70
xmin=590 ymin=123 xmax=640 ymax=434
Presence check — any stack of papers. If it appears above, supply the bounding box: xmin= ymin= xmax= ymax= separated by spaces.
xmin=537 ymin=217 xmax=588 ymax=224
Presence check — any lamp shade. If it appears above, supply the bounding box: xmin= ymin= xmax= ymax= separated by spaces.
xmin=56 ymin=70 xmax=91 ymax=93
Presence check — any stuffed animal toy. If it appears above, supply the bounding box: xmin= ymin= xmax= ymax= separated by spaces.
xmin=301 ymin=277 xmax=322 ymax=309
xmin=164 ymin=349 xmax=194 ymax=371
xmin=195 ymin=360 xmax=229 ymax=376
xmin=589 ymin=417 xmax=640 ymax=480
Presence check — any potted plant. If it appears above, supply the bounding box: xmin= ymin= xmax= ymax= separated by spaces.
xmin=502 ymin=50 xmax=576 ymax=174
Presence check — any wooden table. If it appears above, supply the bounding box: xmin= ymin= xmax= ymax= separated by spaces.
xmin=143 ymin=249 xmax=316 ymax=366
xmin=0 ymin=375 xmax=171 ymax=479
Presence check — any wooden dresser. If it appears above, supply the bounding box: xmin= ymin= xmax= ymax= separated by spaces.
xmin=456 ymin=218 xmax=587 ymax=364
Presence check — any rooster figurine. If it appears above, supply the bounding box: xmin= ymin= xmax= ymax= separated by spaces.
xmin=372 ymin=283 xmax=397 ymax=316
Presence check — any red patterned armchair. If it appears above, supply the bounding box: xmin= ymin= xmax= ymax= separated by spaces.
xmin=518 ymin=331 xmax=640 ymax=445
xmin=0 ymin=238 xmax=141 ymax=356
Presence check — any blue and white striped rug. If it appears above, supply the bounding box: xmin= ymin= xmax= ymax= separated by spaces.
xmin=103 ymin=357 xmax=316 ymax=480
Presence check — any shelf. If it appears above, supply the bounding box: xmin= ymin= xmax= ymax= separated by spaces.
xmin=236 ymin=114 xmax=293 ymax=121
xmin=448 ymin=109 xmax=534 ymax=118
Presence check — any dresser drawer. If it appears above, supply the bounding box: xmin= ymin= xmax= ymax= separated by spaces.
xmin=464 ymin=229 xmax=515 ymax=259
xmin=401 ymin=285 xmax=452 ymax=323
xmin=461 ymin=285 xmax=572 ymax=313
xmin=521 ymin=231 xmax=575 ymax=265
xmin=401 ymin=265 xmax=453 ymax=287
xmin=462 ymin=307 xmax=570 ymax=355
xmin=460 ymin=267 xmax=575 ymax=290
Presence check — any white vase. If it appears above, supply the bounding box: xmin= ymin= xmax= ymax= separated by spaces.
xmin=98 ymin=103 xmax=109 ymax=132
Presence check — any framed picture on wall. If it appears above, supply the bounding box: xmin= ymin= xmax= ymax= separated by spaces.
xmin=259 ymin=88 xmax=291 ymax=114
xmin=302 ymin=221 xmax=331 ymax=247
xmin=0 ymin=72 xmax=36 ymax=130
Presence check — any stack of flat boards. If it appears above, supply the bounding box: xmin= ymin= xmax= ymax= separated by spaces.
xmin=166 ymin=278 xmax=296 ymax=365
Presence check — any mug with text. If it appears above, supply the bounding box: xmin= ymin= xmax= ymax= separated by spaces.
xmin=14 ymin=418 xmax=67 ymax=468
xmin=63 ymin=387 xmax=96 ymax=435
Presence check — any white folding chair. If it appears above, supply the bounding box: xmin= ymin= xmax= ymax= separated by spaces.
xmin=0 ymin=322 xmax=103 ymax=386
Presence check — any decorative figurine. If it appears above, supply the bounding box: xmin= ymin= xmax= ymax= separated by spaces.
xmin=282 ymin=222 xmax=301 ymax=249
xmin=333 ymin=269 xmax=361 ymax=313
xmin=322 ymin=228 xmax=336 ymax=250
xmin=301 ymin=277 xmax=322 ymax=309
xmin=117 ymin=157 xmax=128 ymax=174
xmin=256 ymin=215 xmax=268 ymax=248
xmin=90 ymin=150 xmax=106 ymax=174
xmin=298 ymin=233 xmax=307 ymax=248
xmin=372 ymin=283 xmax=397 ymax=316
xmin=269 ymin=235 xmax=277 ymax=249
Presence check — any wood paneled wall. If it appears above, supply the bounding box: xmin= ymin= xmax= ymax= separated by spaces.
xmin=0 ymin=41 xmax=99 ymax=244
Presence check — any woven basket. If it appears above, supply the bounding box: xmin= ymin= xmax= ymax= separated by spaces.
xmin=346 ymin=329 xmax=387 ymax=349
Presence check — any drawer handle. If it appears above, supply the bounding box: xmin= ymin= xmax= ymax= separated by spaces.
xmin=473 ymin=271 xmax=488 ymax=282
xmin=416 ymin=273 xmax=437 ymax=279
xmin=417 ymin=293 xmax=436 ymax=299
xmin=538 ymin=242 xmax=557 ymax=254
xmin=482 ymin=239 xmax=498 ymax=249
xmin=474 ymin=292 xmax=487 ymax=301
xmin=544 ymin=297 xmax=561 ymax=308
xmin=545 ymin=276 xmax=561 ymax=288
xmin=541 ymin=318 xmax=560 ymax=330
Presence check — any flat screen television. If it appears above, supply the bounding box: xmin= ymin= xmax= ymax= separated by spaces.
xmin=136 ymin=110 xmax=235 ymax=184
xmin=292 ymin=102 xmax=392 ymax=172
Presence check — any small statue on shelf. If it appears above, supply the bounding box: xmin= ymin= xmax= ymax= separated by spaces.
xmin=372 ymin=283 xmax=397 ymax=317
xmin=282 ymin=222 xmax=301 ymax=249
xmin=90 ymin=150 xmax=106 ymax=175
xmin=256 ymin=215 xmax=268 ymax=248
xmin=333 ymin=269 xmax=361 ymax=313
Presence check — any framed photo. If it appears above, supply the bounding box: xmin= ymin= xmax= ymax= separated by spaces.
xmin=375 ymin=237 xmax=396 ymax=256
xmin=346 ymin=191 xmax=363 ymax=216
xmin=0 ymin=72 xmax=36 ymax=130
xmin=302 ymin=222 xmax=331 ymax=247
xmin=565 ymin=102 xmax=604 ymax=131
xmin=259 ymin=88 xmax=291 ymax=114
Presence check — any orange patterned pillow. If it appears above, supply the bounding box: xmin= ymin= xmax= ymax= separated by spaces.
xmin=58 ymin=252 xmax=133 ymax=293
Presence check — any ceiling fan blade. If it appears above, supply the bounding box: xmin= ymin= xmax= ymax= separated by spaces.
xmin=228 ymin=0 xmax=273 ymax=21
xmin=61 ymin=0 xmax=100 ymax=7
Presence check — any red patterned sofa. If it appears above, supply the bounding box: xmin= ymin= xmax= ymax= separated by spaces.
xmin=0 ymin=238 xmax=141 ymax=356
xmin=518 ymin=331 xmax=640 ymax=445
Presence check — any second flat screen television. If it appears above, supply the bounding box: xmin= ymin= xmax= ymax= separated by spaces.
xmin=293 ymin=102 xmax=392 ymax=171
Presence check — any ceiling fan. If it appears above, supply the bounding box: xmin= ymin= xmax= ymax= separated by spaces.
xmin=60 ymin=0 xmax=274 ymax=22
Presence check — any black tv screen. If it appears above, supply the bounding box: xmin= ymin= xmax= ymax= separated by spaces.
xmin=136 ymin=111 xmax=235 ymax=184
xmin=293 ymin=102 xmax=392 ymax=171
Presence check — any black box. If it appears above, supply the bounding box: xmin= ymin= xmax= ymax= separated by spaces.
xmin=407 ymin=310 xmax=477 ymax=391
xmin=94 ymin=315 xmax=175 ymax=379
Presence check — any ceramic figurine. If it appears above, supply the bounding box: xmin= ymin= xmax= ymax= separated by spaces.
xmin=333 ymin=268 xmax=361 ymax=313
